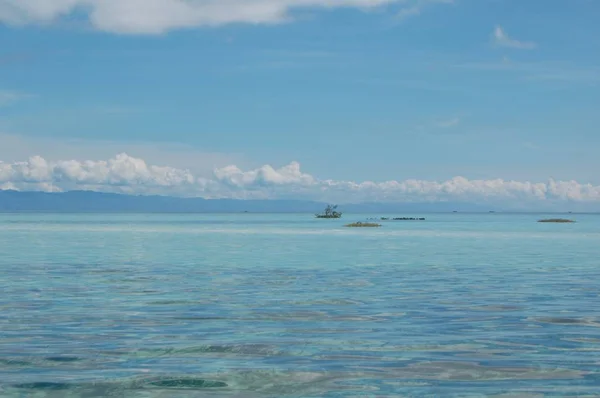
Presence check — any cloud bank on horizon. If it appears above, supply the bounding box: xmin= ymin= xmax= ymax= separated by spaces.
xmin=1 ymin=154 xmax=598 ymax=206
xmin=0 ymin=0 xmax=446 ymax=34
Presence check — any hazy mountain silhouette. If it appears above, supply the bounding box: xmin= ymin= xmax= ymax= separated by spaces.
xmin=0 ymin=190 xmax=494 ymax=213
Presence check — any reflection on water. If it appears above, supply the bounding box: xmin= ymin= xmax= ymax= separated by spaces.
xmin=1 ymin=213 xmax=599 ymax=397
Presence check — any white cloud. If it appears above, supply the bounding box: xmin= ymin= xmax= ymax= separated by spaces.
xmin=0 ymin=0 xmax=419 ymax=34
xmin=0 ymin=153 xmax=203 ymax=196
xmin=1 ymin=153 xmax=599 ymax=205
xmin=215 ymin=161 xmax=315 ymax=188
xmin=493 ymin=26 xmax=536 ymax=50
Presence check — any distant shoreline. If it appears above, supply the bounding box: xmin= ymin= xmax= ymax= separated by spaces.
xmin=0 ymin=211 xmax=598 ymax=215
xmin=0 ymin=189 xmax=597 ymax=214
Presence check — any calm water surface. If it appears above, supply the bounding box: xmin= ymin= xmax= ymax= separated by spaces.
xmin=1 ymin=213 xmax=599 ymax=397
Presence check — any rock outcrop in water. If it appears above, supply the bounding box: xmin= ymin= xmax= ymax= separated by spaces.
xmin=345 ymin=222 xmax=381 ymax=228
xmin=538 ymin=218 xmax=575 ymax=223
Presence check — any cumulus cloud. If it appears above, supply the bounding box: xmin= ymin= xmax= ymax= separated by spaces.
xmin=493 ymin=26 xmax=536 ymax=50
xmin=1 ymin=153 xmax=600 ymax=205
xmin=215 ymin=161 xmax=314 ymax=188
xmin=0 ymin=0 xmax=417 ymax=34
xmin=0 ymin=153 xmax=200 ymax=196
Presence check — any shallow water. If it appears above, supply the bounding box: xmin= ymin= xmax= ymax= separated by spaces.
xmin=1 ymin=213 xmax=599 ymax=397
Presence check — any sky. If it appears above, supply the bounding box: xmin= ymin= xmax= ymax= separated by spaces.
xmin=0 ymin=0 xmax=599 ymax=207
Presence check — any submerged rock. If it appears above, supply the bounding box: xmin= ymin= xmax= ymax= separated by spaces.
xmin=148 ymin=378 xmax=228 ymax=389
xmin=538 ymin=219 xmax=575 ymax=223
xmin=13 ymin=382 xmax=72 ymax=390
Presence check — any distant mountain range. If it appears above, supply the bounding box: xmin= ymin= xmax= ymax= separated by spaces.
xmin=0 ymin=190 xmax=497 ymax=213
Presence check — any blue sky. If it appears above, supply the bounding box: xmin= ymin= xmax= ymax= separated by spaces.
xmin=0 ymin=0 xmax=599 ymax=205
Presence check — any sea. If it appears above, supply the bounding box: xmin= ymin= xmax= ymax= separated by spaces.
xmin=0 ymin=213 xmax=599 ymax=397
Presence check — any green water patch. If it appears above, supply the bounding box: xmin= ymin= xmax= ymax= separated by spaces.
xmin=0 ymin=358 xmax=33 ymax=367
xmin=541 ymin=317 xmax=586 ymax=324
xmin=105 ymin=344 xmax=282 ymax=358
xmin=13 ymin=382 xmax=72 ymax=390
xmin=388 ymin=361 xmax=586 ymax=381
xmin=148 ymin=378 xmax=228 ymax=389
xmin=45 ymin=356 xmax=81 ymax=362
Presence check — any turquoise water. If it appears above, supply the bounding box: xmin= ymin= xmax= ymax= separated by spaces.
xmin=1 ymin=213 xmax=599 ymax=397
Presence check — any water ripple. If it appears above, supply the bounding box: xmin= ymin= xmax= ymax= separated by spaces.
xmin=1 ymin=213 xmax=599 ymax=396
